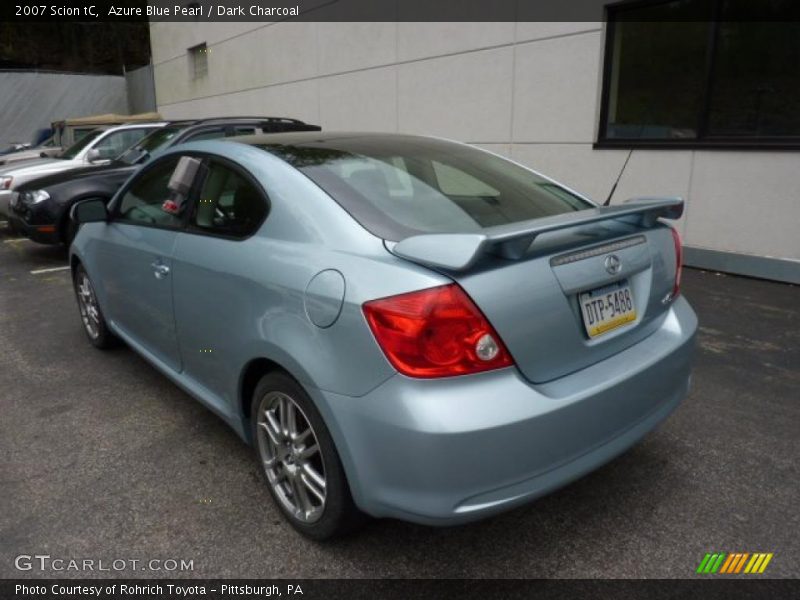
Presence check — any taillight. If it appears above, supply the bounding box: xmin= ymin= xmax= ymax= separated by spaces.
xmin=670 ymin=227 xmax=683 ymax=298
xmin=363 ymin=284 xmax=514 ymax=378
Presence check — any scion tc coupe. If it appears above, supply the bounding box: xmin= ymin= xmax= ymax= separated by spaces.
xmin=70 ymin=132 xmax=697 ymax=539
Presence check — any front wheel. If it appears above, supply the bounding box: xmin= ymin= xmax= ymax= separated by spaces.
xmin=72 ymin=264 xmax=118 ymax=349
xmin=251 ymin=371 xmax=365 ymax=540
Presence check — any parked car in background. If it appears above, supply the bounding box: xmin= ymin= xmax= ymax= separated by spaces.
xmin=0 ymin=122 xmax=165 ymax=219
xmin=0 ymin=130 xmax=52 ymax=156
xmin=0 ymin=143 xmax=32 ymax=155
xmin=10 ymin=116 xmax=321 ymax=245
xmin=51 ymin=112 xmax=163 ymax=148
xmin=0 ymin=114 xmax=162 ymax=169
xmin=0 ymin=132 xmax=61 ymax=166
xmin=69 ymin=132 xmax=696 ymax=539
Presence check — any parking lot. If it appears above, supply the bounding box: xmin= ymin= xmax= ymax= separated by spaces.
xmin=1 ymin=223 xmax=797 ymax=579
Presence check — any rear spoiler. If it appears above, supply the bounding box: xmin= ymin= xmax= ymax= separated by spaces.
xmin=390 ymin=197 xmax=684 ymax=271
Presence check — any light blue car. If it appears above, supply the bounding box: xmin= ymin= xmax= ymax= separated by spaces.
xmin=69 ymin=132 xmax=697 ymax=539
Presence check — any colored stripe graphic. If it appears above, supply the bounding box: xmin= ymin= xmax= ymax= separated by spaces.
xmin=758 ymin=553 xmax=774 ymax=573
xmin=705 ymin=552 xmax=775 ymax=574
xmin=720 ymin=554 xmax=736 ymax=573
xmin=696 ymin=554 xmax=712 ymax=573
xmin=697 ymin=553 xmax=727 ymax=573
xmin=721 ymin=553 xmax=739 ymax=573
xmin=744 ymin=554 xmax=760 ymax=573
xmin=711 ymin=553 xmax=726 ymax=573
xmin=734 ymin=553 xmax=749 ymax=573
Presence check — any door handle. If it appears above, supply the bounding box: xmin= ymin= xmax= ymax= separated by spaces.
xmin=151 ymin=261 xmax=170 ymax=279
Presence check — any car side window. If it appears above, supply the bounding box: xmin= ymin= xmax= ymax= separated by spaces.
xmin=230 ymin=126 xmax=257 ymax=136
xmin=192 ymin=161 xmax=267 ymax=237
xmin=93 ymin=129 xmax=152 ymax=160
xmin=184 ymin=128 xmax=226 ymax=142
xmin=117 ymin=157 xmax=187 ymax=228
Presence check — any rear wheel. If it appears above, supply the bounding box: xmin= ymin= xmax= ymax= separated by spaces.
xmin=72 ymin=264 xmax=118 ymax=349
xmin=251 ymin=371 xmax=365 ymax=540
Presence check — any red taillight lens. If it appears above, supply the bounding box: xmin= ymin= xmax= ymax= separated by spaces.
xmin=670 ymin=227 xmax=683 ymax=298
xmin=363 ymin=284 xmax=514 ymax=378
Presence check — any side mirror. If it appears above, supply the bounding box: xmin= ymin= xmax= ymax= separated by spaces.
xmin=71 ymin=198 xmax=108 ymax=224
xmin=87 ymin=148 xmax=101 ymax=162
xmin=168 ymin=156 xmax=203 ymax=195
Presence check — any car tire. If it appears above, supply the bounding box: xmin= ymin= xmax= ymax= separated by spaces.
xmin=72 ymin=264 xmax=119 ymax=349
xmin=251 ymin=371 xmax=365 ymax=540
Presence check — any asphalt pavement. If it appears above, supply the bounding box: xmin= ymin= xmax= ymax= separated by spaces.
xmin=1 ymin=224 xmax=797 ymax=579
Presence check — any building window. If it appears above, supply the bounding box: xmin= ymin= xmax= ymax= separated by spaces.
xmin=188 ymin=43 xmax=208 ymax=80
xmin=598 ymin=0 xmax=800 ymax=148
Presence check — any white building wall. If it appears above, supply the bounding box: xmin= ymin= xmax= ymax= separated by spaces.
xmin=150 ymin=22 xmax=800 ymax=279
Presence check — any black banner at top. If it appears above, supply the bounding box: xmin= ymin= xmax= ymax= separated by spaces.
xmin=4 ymin=0 xmax=800 ymax=22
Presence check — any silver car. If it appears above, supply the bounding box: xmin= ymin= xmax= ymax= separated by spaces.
xmin=69 ymin=132 xmax=697 ymax=539
xmin=0 ymin=122 xmax=165 ymax=218
xmin=0 ymin=139 xmax=61 ymax=167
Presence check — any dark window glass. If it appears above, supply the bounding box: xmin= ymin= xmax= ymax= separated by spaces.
xmin=258 ymin=136 xmax=590 ymax=241
xmin=602 ymin=0 xmax=800 ymax=144
xmin=72 ymin=128 xmax=96 ymax=143
xmin=118 ymin=126 xmax=183 ymax=164
xmin=192 ymin=162 xmax=267 ymax=237
xmin=189 ymin=43 xmax=208 ymax=79
xmin=94 ymin=128 xmax=153 ymax=161
xmin=118 ymin=158 xmax=184 ymax=228
xmin=60 ymin=129 xmax=103 ymax=160
xmin=707 ymin=19 xmax=800 ymax=137
xmin=185 ymin=128 xmax=226 ymax=142
xmin=231 ymin=126 xmax=257 ymax=136
xmin=606 ymin=19 xmax=709 ymax=139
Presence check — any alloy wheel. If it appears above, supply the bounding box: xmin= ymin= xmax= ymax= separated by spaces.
xmin=76 ymin=273 xmax=101 ymax=339
xmin=256 ymin=391 xmax=327 ymax=523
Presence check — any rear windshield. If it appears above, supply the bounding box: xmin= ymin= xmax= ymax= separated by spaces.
xmin=258 ymin=137 xmax=591 ymax=240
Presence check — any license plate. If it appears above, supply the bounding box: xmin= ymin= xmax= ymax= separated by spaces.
xmin=579 ymin=280 xmax=636 ymax=338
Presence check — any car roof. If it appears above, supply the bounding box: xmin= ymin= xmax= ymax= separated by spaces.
xmin=99 ymin=122 xmax=168 ymax=131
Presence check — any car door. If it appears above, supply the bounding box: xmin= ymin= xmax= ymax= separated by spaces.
xmin=171 ymin=157 xmax=270 ymax=408
xmin=94 ymin=155 xmax=197 ymax=371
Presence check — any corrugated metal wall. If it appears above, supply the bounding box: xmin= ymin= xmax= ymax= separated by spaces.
xmin=125 ymin=64 xmax=157 ymax=115
xmin=0 ymin=70 xmax=128 ymax=146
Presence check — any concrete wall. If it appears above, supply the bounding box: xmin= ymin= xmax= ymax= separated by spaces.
xmin=150 ymin=22 xmax=800 ymax=281
xmin=0 ymin=70 xmax=129 ymax=147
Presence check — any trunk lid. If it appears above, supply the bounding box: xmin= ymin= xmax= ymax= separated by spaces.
xmin=388 ymin=198 xmax=682 ymax=383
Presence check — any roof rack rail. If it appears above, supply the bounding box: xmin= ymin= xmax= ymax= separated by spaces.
xmin=172 ymin=116 xmax=308 ymax=124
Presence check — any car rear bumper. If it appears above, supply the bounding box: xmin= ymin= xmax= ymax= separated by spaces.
xmin=318 ymin=296 xmax=697 ymax=525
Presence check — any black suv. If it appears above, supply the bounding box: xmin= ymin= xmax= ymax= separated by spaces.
xmin=9 ymin=116 xmax=320 ymax=245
